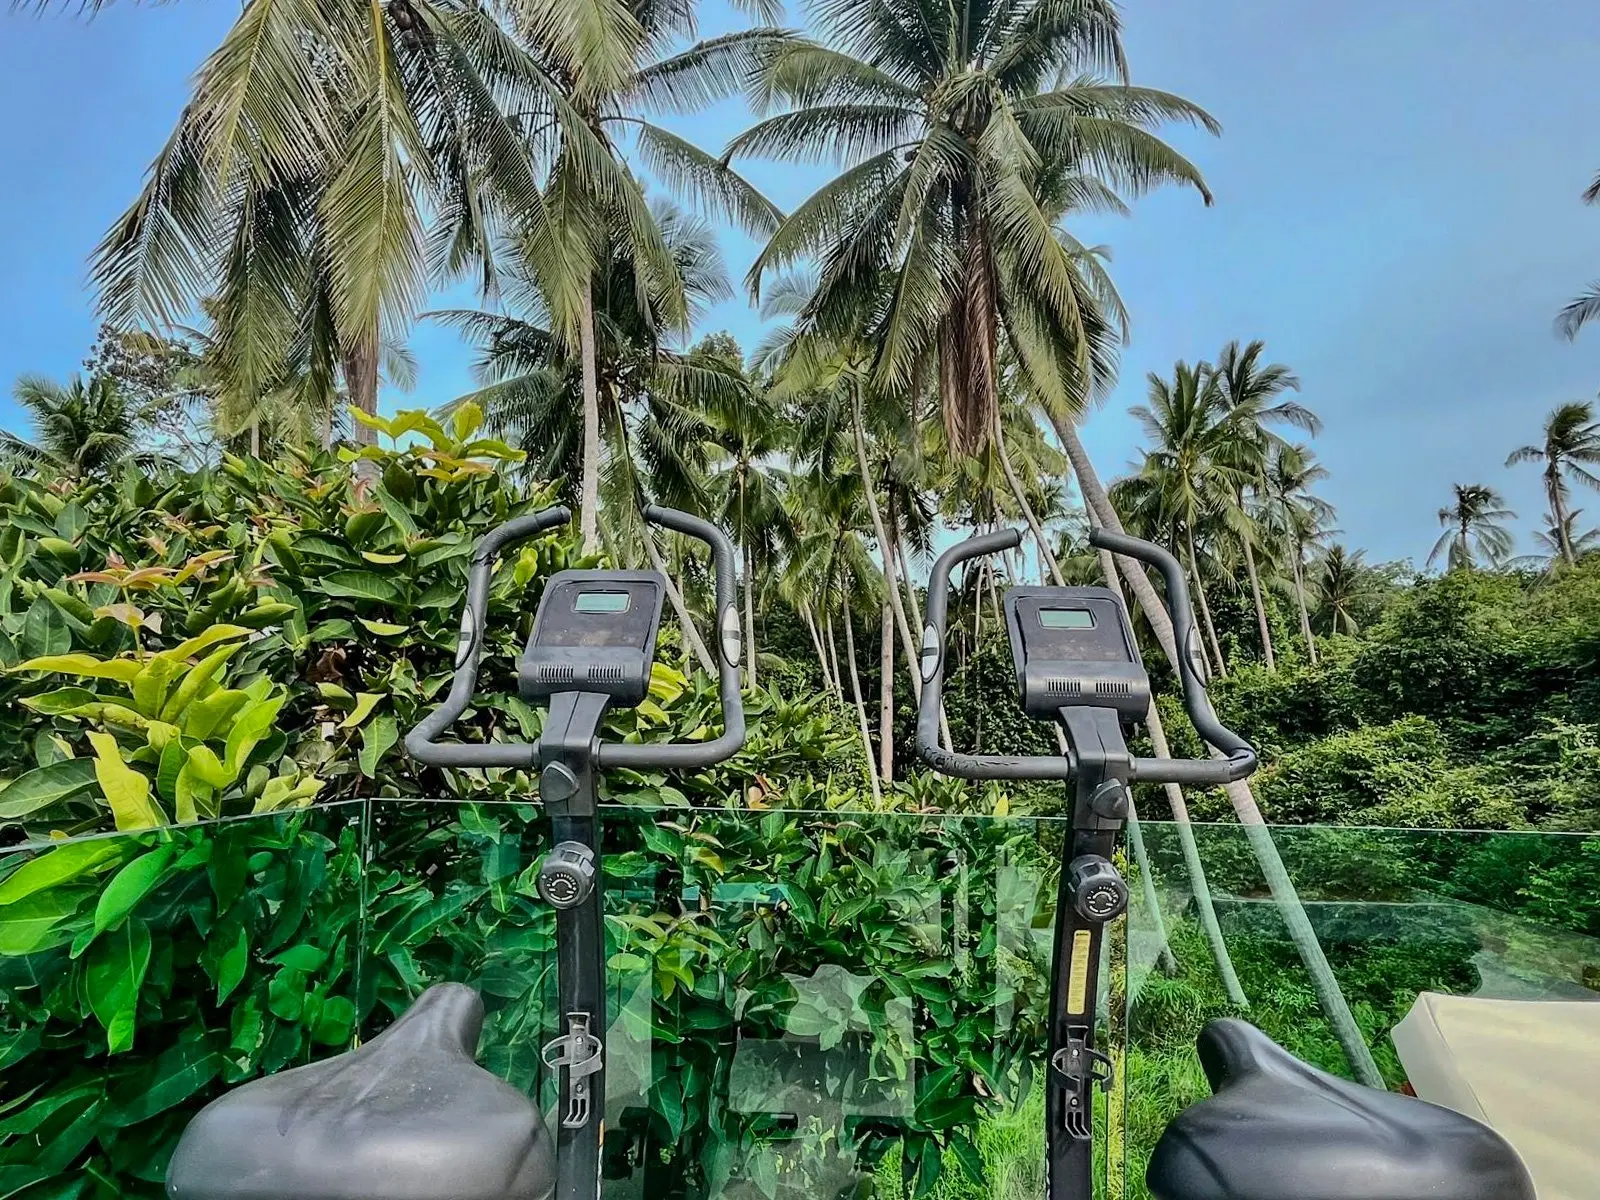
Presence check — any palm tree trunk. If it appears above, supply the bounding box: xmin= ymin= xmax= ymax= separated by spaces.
xmin=578 ymin=283 xmax=601 ymax=556
xmin=343 ymin=336 xmax=380 ymax=445
xmin=1184 ymin=525 xmax=1227 ymax=678
xmin=849 ymin=383 xmax=922 ymax=702
xmin=1055 ymin=409 xmax=1381 ymax=1085
xmin=1241 ymin=534 xmax=1276 ymax=671
xmin=842 ymin=602 xmax=883 ymax=805
xmin=879 ymin=600 xmax=894 ymax=782
xmin=641 ymin=533 xmax=716 ymax=677
xmin=802 ymin=602 xmax=838 ymax=698
xmin=1091 ymin=519 xmax=1246 ymax=1004
xmin=825 ymin=612 xmax=845 ymax=710
xmin=249 ymin=420 xmax=260 ymax=458
xmin=995 ymin=410 xmax=1066 ymax=586
xmin=1290 ymin=547 xmax=1318 ymax=665
xmin=1549 ymin=469 xmax=1576 ymax=565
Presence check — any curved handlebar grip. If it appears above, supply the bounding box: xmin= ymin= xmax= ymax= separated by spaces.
xmin=405 ymin=505 xmax=573 ymax=767
xmin=597 ymin=505 xmax=746 ymax=769
xmin=1089 ymin=527 xmax=1257 ymax=782
xmin=915 ymin=528 xmax=1075 ymax=780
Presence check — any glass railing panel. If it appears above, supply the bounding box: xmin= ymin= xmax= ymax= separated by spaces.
xmin=364 ymin=800 xmax=1102 ymax=1199
xmin=0 ymin=801 xmax=372 ymax=1200
xmin=1123 ymin=821 xmax=1600 ymax=1198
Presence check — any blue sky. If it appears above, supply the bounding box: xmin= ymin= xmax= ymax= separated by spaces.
xmin=2 ymin=0 xmax=1599 ymax=565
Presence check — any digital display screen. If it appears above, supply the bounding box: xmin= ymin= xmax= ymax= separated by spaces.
xmin=573 ymin=591 xmax=630 ymax=614
xmin=1039 ymin=608 xmax=1095 ymax=630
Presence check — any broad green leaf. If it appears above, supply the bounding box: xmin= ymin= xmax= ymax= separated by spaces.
xmin=21 ymin=598 xmax=70 ymax=658
xmin=41 ymin=587 xmax=95 ymax=627
xmin=54 ymin=501 xmax=88 ymax=541
xmin=19 ymin=687 xmax=99 ymax=715
xmin=317 ymin=682 xmax=355 ymax=703
xmin=347 ymin=407 xmax=396 ymax=437
xmin=223 ymin=695 xmax=286 ymax=777
xmin=84 ymin=919 xmax=151 ymax=1053
xmin=320 ymin=571 xmax=402 ymax=603
xmin=174 ymin=763 xmax=213 ymax=824
xmin=130 ymin=655 xmax=183 ymax=718
xmin=213 ymin=923 xmax=248 ymax=1002
xmin=0 ymin=887 xmax=88 ymax=955
xmin=253 ymin=775 xmax=323 ymax=813
xmin=340 ymin=693 xmax=384 ymax=728
xmin=271 ymin=943 xmax=327 ymax=972
xmin=234 ymin=601 xmax=297 ymax=630
xmin=183 ymin=745 xmax=232 ymax=789
xmin=105 ymin=1036 xmax=223 ymax=1125
xmin=93 ymin=846 xmax=176 ymax=935
xmin=312 ymin=995 xmax=356 ymax=1046
xmin=155 ymin=739 xmax=185 ymax=804
xmin=0 ymin=839 xmax=121 ymax=905
xmin=86 ymin=732 xmax=166 ymax=831
xmin=159 ymin=641 xmax=244 ymax=722
xmin=157 ymin=624 xmax=252 ymax=663
xmin=360 ymin=551 xmax=406 ymax=565
xmin=12 ymin=653 xmax=141 ymax=683
xmin=451 ymin=399 xmax=484 ymax=442
xmin=358 ymin=716 xmax=398 ymax=779
xmin=36 ymin=536 xmax=80 ymax=563
xmin=184 ymin=689 xmax=249 ymax=740
xmin=0 ymin=757 xmax=98 ymax=821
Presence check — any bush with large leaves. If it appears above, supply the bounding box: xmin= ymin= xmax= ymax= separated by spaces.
xmin=0 ymin=417 xmax=1053 ymax=1200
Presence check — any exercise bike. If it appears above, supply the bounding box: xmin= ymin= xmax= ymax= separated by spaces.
xmin=165 ymin=503 xmax=745 ymax=1200
xmin=914 ymin=524 xmax=1537 ymax=1200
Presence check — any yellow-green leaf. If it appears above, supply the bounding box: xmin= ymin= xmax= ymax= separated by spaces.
xmin=348 ymin=407 xmax=396 ymax=437
xmin=156 ymin=625 xmax=252 ymax=664
xmin=357 ymin=619 xmax=407 ymax=637
xmin=360 ymin=551 xmax=406 ymax=565
xmin=451 ymin=400 xmax=484 ymax=442
xmin=339 ymin=693 xmax=384 ymax=729
xmin=253 ymin=776 xmax=324 ymax=814
xmin=131 ymin=656 xmax=183 ymax=719
xmin=11 ymin=654 xmax=142 ymax=684
xmin=87 ymin=732 xmax=165 ymax=831
xmin=159 ymin=642 xmax=244 ymax=723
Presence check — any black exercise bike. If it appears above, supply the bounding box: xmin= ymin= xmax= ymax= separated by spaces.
xmin=163 ymin=511 xmax=1536 ymax=1200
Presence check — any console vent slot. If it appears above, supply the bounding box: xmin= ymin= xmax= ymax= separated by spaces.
xmin=587 ymin=665 xmax=624 ymax=683
xmin=1046 ymin=678 xmax=1083 ymax=697
xmin=538 ymin=665 xmax=574 ymax=684
xmin=1095 ymin=681 xmax=1131 ymax=697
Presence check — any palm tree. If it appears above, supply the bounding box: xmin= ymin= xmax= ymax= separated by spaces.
xmin=70 ymin=0 xmax=601 ymax=446
xmin=2 ymin=374 xmax=149 ymax=477
xmin=1127 ymin=361 xmax=1241 ymax=675
xmin=1555 ymin=172 xmax=1600 ymax=339
xmin=1262 ymin=443 xmax=1334 ymax=664
xmin=1510 ymin=510 xmax=1600 ymax=573
xmin=1311 ymin=544 xmax=1380 ymax=636
xmin=1212 ymin=340 xmax=1319 ymax=671
xmin=1505 ymin=400 xmax=1600 ymax=565
xmin=729 ymin=0 xmax=1217 ymax=456
xmin=1429 ymin=483 xmax=1516 ymax=571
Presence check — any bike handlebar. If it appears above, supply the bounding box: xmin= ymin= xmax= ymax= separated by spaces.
xmin=914 ymin=527 xmax=1257 ymax=786
xmin=404 ymin=504 xmax=745 ymax=771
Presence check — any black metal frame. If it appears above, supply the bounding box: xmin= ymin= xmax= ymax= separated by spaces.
xmin=405 ymin=503 xmax=745 ymax=1200
xmin=916 ymin=525 xmax=1258 ymax=1200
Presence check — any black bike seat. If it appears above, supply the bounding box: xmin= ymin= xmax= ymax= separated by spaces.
xmin=167 ymin=984 xmax=555 ymax=1200
xmin=1146 ymin=1018 xmax=1535 ymax=1200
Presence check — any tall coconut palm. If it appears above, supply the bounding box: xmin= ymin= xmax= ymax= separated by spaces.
xmin=1429 ymin=483 xmax=1516 ymax=571
xmin=729 ymin=0 xmax=1217 ymax=456
xmin=2 ymin=374 xmax=152 ymax=477
xmin=68 ymin=0 xmax=615 ymax=443
xmin=1212 ymin=339 xmax=1319 ymax=671
xmin=1311 ymin=544 xmax=1380 ymax=636
xmin=1127 ymin=360 xmax=1242 ymax=675
xmin=1555 ymin=172 xmax=1600 ymax=339
xmin=1505 ymin=400 xmax=1600 ymax=565
xmin=1262 ymin=443 xmax=1333 ymax=664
